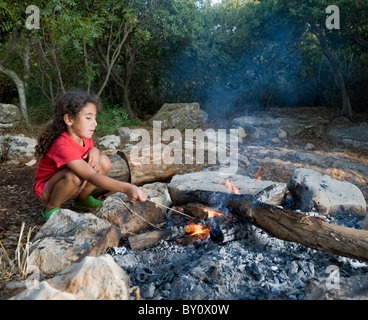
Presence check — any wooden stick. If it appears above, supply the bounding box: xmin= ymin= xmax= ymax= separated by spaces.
xmin=146 ymin=198 xmax=199 ymax=221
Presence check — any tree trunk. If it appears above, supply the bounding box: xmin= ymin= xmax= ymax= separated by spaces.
xmin=310 ymin=21 xmax=352 ymax=117
xmin=123 ymin=84 xmax=135 ymax=119
xmin=0 ymin=64 xmax=30 ymax=128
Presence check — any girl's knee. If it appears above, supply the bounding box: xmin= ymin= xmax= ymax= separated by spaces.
xmin=98 ymin=154 xmax=111 ymax=174
xmin=64 ymin=170 xmax=83 ymax=186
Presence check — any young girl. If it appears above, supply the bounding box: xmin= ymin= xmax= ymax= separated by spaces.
xmin=33 ymin=90 xmax=147 ymax=220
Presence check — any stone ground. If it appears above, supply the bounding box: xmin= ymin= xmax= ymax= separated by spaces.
xmin=1 ymin=106 xmax=368 ymax=298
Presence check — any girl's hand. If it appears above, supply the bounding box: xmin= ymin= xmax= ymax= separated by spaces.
xmin=126 ymin=184 xmax=147 ymax=203
xmin=84 ymin=147 xmax=100 ymax=170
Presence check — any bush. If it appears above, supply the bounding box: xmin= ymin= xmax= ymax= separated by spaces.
xmin=96 ymin=106 xmax=140 ymax=136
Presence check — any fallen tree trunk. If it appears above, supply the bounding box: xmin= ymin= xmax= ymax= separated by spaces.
xmin=188 ymin=190 xmax=368 ymax=263
xmin=94 ymin=149 xmax=178 ymax=196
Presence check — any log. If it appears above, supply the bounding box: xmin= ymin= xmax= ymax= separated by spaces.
xmin=128 ymin=211 xmax=233 ymax=250
xmin=128 ymin=225 xmax=186 ymax=250
xmin=210 ymin=218 xmax=248 ymax=244
xmin=93 ymin=149 xmax=178 ymax=196
xmin=92 ymin=151 xmax=130 ymax=197
xmin=188 ymin=190 xmax=368 ymax=262
xmin=120 ymin=147 xmax=177 ymax=186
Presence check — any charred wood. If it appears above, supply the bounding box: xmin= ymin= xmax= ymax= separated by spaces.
xmin=210 ymin=219 xmax=249 ymax=244
xmin=128 ymin=225 xmax=186 ymax=251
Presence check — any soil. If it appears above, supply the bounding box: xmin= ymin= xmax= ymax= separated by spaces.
xmin=1 ymin=106 xmax=367 ymax=294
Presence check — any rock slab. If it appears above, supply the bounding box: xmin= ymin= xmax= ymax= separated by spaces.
xmin=28 ymin=209 xmax=122 ymax=275
xmin=168 ymin=170 xmax=278 ymax=205
xmin=148 ymin=102 xmax=208 ymax=130
xmin=0 ymin=104 xmax=20 ymax=131
xmin=10 ymin=254 xmax=130 ymax=300
xmin=97 ymin=183 xmax=171 ymax=237
xmin=287 ymin=168 xmax=366 ymax=215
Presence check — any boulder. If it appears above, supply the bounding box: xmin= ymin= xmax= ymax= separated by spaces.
xmin=3 ymin=134 xmax=37 ymax=163
xmin=168 ymin=169 xmax=280 ymax=205
xmin=99 ymin=135 xmax=121 ymax=150
xmin=148 ymin=102 xmax=208 ymax=130
xmin=117 ymin=127 xmax=143 ymax=143
xmin=47 ymin=254 xmax=130 ymax=300
xmin=28 ymin=209 xmax=122 ymax=275
xmin=9 ymin=281 xmax=77 ymax=300
xmin=97 ymin=182 xmax=171 ymax=237
xmin=328 ymin=126 xmax=368 ymax=151
xmin=0 ymin=104 xmax=20 ymax=131
xmin=287 ymin=168 xmax=366 ymax=215
xmin=231 ymin=114 xmax=328 ymax=140
xmin=10 ymin=255 xmax=131 ymax=300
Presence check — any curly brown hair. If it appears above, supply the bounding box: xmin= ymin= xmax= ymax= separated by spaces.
xmin=35 ymin=91 xmax=101 ymax=158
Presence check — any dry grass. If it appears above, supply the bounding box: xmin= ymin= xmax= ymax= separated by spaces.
xmin=0 ymin=222 xmax=38 ymax=284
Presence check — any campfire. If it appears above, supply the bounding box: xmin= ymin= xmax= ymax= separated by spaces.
xmin=99 ymin=164 xmax=368 ymax=300
xmin=127 ymin=174 xmax=368 ymax=267
xmin=129 ymin=178 xmax=248 ymax=250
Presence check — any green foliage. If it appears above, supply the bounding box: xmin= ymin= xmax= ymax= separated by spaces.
xmin=1 ymin=0 xmax=368 ymax=125
xmin=95 ymin=106 xmax=140 ymax=136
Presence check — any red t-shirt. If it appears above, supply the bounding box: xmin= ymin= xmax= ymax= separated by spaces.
xmin=33 ymin=132 xmax=94 ymax=198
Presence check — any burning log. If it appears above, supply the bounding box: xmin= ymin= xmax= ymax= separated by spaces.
xmin=210 ymin=219 xmax=248 ymax=244
xmin=188 ymin=190 xmax=368 ymax=263
xmin=128 ymin=225 xmax=187 ymax=251
xmin=128 ymin=207 xmax=230 ymax=250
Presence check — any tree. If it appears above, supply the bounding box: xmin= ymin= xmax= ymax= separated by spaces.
xmin=0 ymin=2 xmax=31 ymax=127
xmin=277 ymin=0 xmax=353 ymax=116
xmin=93 ymin=0 xmax=153 ymax=118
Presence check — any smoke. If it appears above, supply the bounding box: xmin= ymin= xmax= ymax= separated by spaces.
xmin=158 ymin=4 xmax=320 ymax=119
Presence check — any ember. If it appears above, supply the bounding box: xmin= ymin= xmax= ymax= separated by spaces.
xmin=225 ymin=178 xmax=240 ymax=194
xmin=185 ymin=224 xmax=209 ymax=236
xmin=204 ymin=208 xmax=223 ymax=219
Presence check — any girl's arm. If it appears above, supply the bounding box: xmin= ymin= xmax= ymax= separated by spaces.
xmin=85 ymin=147 xmax=100 ymax=169
xmin=67 ymin=158 xmax=147 ymax=203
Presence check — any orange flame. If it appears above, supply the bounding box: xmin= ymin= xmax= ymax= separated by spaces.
xmin=185 ymin=224 xmax=208 ymax=235
xmin=204 ymin=208 xmax=223 ymax=218
xmin=254 ymin=166 xmax=262 ymax=180
xmin=225 ymin=178 xmax=240 ymax=194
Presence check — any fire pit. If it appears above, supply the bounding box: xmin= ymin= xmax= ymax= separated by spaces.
xmin=109 ymin=177 xmax=368 ymax=300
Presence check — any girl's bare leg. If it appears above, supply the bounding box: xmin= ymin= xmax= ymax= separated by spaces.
xmin=76 ymin=154 xmax=111 ymax=202
xmin=44 ymin=168 xmax=85 ymax=213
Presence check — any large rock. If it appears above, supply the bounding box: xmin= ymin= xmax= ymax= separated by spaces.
xmin=9 ymin=281 xmax=77 ymax=300
xmin=231 ymin=114 xmax=328 ymax=140
xmin=148 ymin=102 xmax=208 ymax=130
xmin=97 ymin=183 xmax=171 ymax=237
xmin=1 ymin=134 xmax=37 ymax=163
xmin=287 ymin=168 xmax=366 ymax=215
xmin=10 ymin=255 xmax=131 ymax=300
xmin=47 ymin=254 xmax=130 ymax=300
xmin=328 ymin=126 xmax=368 ymax=151
xmin=168 ymin=170 xmax=280 ymax=205
xmin=28 ymin=209 xmax=122 ymax=275
xmin=0 ymin=104 xmax=20 ymax=131
xmin=98 ymin=135 xmax=121 ymax=150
